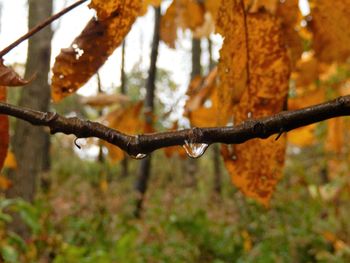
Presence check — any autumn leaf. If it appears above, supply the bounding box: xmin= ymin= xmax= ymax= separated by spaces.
xmin=163 ymin=122 xmax=187 ymax=159
xmin=310 ymin=0 xmax=350 ymax=63
xmin=0 ymin=86 xmax=9 ymax=172
xmin=103 ymin=102 xmax=144 ymax=163
xmin=0 ymin=175 xmax=12 ymax=190
xmin=160 ymin=0 xmax=204 ymax=48
xmin=184 ymin=67 xmax=219 ymax=127
xmin=51 ymin=0 xmax=142 ymax=101
xmin=0 ymin=60 xmax=31 ymax=86
xmin=80 ymin=93 xmax=130 ymax=107
xmin=216 ymin=0 xmax=247 ymax=125
xmin=218 ymin=5 xmax=291 ymax=205
xmin=140 ymin=0 xmax=162 ymax=16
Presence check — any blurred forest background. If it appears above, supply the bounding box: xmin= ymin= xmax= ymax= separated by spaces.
xmin=1 ymin=0 xmax=350 ymax=262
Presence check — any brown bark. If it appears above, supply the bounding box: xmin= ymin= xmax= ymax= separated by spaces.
xmin=6 ymin=0 xmax=53 ymax=237
xmin=134 ymin=7 xmax=161 ymax=217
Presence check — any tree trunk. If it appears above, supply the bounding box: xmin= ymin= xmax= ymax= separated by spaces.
xmin=207 ymin=37 xmax=222 ymax=194
xmin=120 ymin=40 xmax=129 ymax=177
xmin=134 ymin=7 xmax=161 ymax=218
xmin=7 ymin=0 xmax=53 ymax=237
xmin=186 ymin=38 xmax=202 ymax=186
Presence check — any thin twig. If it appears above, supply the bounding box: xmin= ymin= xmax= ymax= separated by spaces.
xmin=0 ymin=0 xmax=88 ymax=58
xmin=0 ymin=96 xmax=349 ymax=156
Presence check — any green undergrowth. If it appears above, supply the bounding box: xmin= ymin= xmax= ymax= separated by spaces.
xmin=1 ymin=141 xmax=350 ymax=262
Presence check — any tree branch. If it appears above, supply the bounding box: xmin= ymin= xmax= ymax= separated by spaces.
xmin=0 ymin=96 xmax=349 ymax=157
xmin=0 ymin=0 xmax=88 ymax=58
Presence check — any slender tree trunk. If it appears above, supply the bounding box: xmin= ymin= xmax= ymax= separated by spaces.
xmin=186 ymin=38 xmax=202 ymax=186
xmin=6 ymin=0 xmax=53 ymax=237
xmin=134 ymin=7 xmax=161 ymax=217
xmin=120 ymin=40 xmax=129 ymax=177
xmin=207 ymin=37 xmax=222 ymax=194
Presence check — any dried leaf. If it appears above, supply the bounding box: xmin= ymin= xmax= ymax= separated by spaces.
xmin=276 ymin=0 xmax=303 ymax=68
xmin=0 ymin=175 xmax=12 ymax=190
xmin=80 ymin=93 xmax=130 ymax=107
xmin=103 ymin=102 xmax=144 ymax=163
xmin=52 ymin=0 xmax=141 ymax=101
xmin=163 ymin=122 xmax=187 ymax=159
xmin=219 ymin=8 xmax=291 ymax=206
xmin=204 ymin=0 xmax=221 ymax=21
xmin=326 ymin=118 xmax=344 ymax=155
xmin=310 ymin=0 xmax=350 ymax=63
xmin=0 ymin=60 xmax=31 ymax=86
xmin=160 ymin=0 xmax=204 ymax=48
xmin=288 ymin=124 xmax=316 ymax=147
xmin=140 ymin=0 xmax=162 ymax=16
xmin=216 ymin=0 xmax=247 ymax=125
xmin=0 ymin=86 xmax=8 ymax=172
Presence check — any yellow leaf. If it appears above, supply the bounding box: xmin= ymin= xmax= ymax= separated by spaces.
xmin=219 ymin=7 xmax=291 ymax=206
xmin=52 ymin=0 xmax=142 ymax=101
xmin=216 ymin=0 xmax=247 ymax=125
xmin=310 ymin=0 xmax=350 ymax=62
xmin=288 ymin=124 xmax=316 ymax=147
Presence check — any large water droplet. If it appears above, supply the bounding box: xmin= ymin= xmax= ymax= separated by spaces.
xmin=182 ymin=140 xmax=209 ymax=159
xmin=129 ymin=153 xmax=147 ymax=160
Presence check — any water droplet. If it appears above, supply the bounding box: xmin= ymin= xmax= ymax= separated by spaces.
xmin=59 ymin=74 xmax=64 ymax=79
xmin=182 ymin=140 xmax=209 ymax=159
xmin=247 ymin=112 xmax=252 ymax=118
xmin=225 ymin=68 xmax=230 ymax=73
xmin=129 ymin=153 xmax=147 ymax=160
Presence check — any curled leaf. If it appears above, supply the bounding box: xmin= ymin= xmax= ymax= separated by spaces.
xmin=52 ymin=0 xmax=142 ymax=102
xmin=0 ymin=60 xmax=32 ymax=86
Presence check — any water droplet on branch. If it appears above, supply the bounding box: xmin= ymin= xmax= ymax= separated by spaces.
xmin=182 ymin=140 xmax=209 ymax=159
xmin=129 ymin=153 xmax=147 ymax=160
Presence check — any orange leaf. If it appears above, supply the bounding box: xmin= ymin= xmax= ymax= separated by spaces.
xmin=0 ymin=175 xmax=12 ymax=190
xmin=160 ymin=0 xmax=204 ymax=48
xmin=216 ymin=0 xmax=247 ymax=125
xmin=310 ymin=0 xmax=350 ymax=63
xmin=51 ymin=0 xmax=142 ymax=102
xmin=163 ymin=122 xmax=187 ymax=159
xmin=103 ymin=102 xmax=144 ymax=163
xmin=80 ymin=93 xmax=130 ymax=107
xmin=219 ymin=8 xmax=291 ymax=206
xmin=0 ymin=60 xmax=31 ymax=86
xmin=0 ymin=86 xmax=8 ymax=172
xmin=3 ymin=151 xmax=17 ymax=170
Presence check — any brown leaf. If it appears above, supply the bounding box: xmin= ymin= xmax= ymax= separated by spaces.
xmin=80 ymin=93 xmax=130 ymax=107
xmin=0 ymin=60 xmax=31 ymax=86
xmin=0 ymin=86 xmax=9 ymax=172
xmin=163 ymin=122 xmax=187 ymax=159
xmin=140 ymin=0 xmax=162 ymax=16
xmin=310 ymin=0 xmax=350 ymax=63
xmin=160 ymin=0 xmax=204 ymax=48
xmin=216 ymin=0 xmax=247 ymax=125
xmin=52 ymin=0 xmax=142 ymax=102
xmin=219 ymin=8 xmax=291 ymax=205
xmin=0 ymin=175 xmax=12 ymax=190
xmin=184 ymin=68 xmax=220 ymax=128
xmin=103 ymin=102 xmax=144 ymax=163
